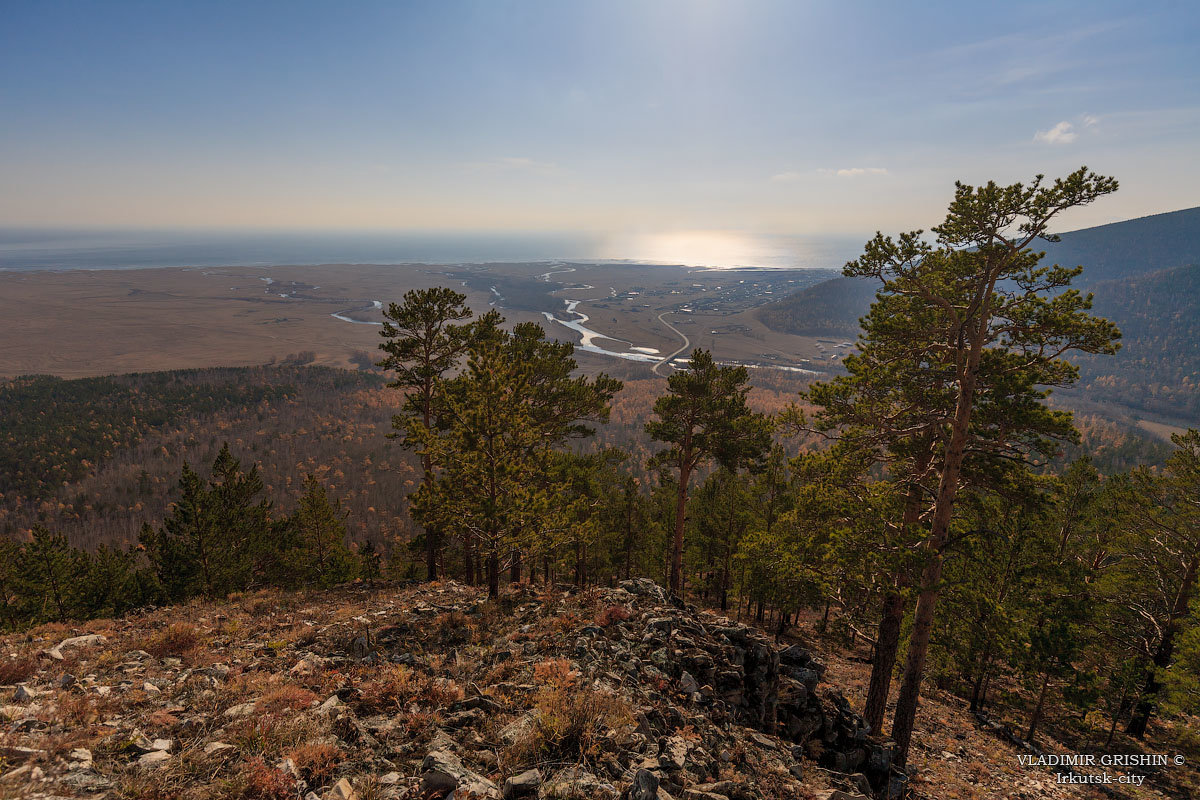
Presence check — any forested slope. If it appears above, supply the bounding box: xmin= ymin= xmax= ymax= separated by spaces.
xmin=757 ymin=206 xmax=1200 ymax=425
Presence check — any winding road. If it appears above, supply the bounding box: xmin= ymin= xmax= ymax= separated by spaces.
xmin=652 ymin=311 xmax=691 ymax=376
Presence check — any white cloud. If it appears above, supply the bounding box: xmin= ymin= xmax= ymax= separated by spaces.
xmin=1081 ymin=113 xmax=1100 ymax=127
xmin=1034 ymin=121 xmax=1077 ymax=144
xmin=816 ymin=167 xmax=888 ymax=177
xmin=770 ymin=171 xmax=805 ymax=183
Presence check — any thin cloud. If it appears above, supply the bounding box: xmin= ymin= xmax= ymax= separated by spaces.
xmin=817 ymin=167 xmax=888 ymax=177
xmin=770 ymin=171 xmax=805 ymax=183
xmin=1034 ymin=121 xmax=1077 ymax=144
xmin=1081 ymin=113 xmax=1100 ymax=127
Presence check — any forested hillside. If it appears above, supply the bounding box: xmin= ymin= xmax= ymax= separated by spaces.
xmin=757 ymin=206 xmax=1200 ymax=426
xmin=1067 ymin=263 xmax=1200 ymax=420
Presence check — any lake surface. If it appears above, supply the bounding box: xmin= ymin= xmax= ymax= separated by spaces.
xmin=0 ymin=228 xmax=866 ymax=272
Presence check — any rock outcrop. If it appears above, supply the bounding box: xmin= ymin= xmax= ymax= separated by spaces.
xmin=0 ymin=579 xmax=904 ymax=800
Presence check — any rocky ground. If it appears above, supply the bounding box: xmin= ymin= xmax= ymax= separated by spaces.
xmin=0 ymin=580 xmax=1194 ymax=800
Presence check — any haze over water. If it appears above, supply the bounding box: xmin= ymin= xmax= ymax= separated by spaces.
xmin=0 ymin=228 xmax=864 ymax=272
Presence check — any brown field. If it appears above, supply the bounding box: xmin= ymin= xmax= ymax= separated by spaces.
xmin=0 ymin=262 xmax=838 ymax=378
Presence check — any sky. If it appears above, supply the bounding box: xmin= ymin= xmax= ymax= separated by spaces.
xmin=2 ymin=0 xmax=1198 ymax=237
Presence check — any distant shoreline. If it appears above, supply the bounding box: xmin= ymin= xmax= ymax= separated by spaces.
xmin=0 ymin=229 xmax=864 ymax=273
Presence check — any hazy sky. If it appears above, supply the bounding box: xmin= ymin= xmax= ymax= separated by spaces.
xmin=2 ymin=0 xmax=1198 ymax=236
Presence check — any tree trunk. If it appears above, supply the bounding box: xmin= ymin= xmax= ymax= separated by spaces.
xmin=1126 ymin=553 xmax=1199 ymax=736
xmin=864 ymin=591 xmax=906 ymax=734
xmin=969 ymin=646 xmax=994 ymax=714
xmin=1027 ymin=672 xmax=1052 ymax=743
xmin=669 ymin=462 xmax=692 ymax=595
xmin=487 ymin=549 xmax=500 ymax=598
xmin=463 ymin=535 xmax=476 ymax=586
xmin=421 ymin=395 xmax=438 ymax=582
xmin=422 ymin=455 xmax=437 ymax=581
xmin=623 ymin=501 xmax=634 ymax=580
xmin=509 ymin=547 xmax=521 ymax=584
xmin=890 ymin=333 xmax=983 ymax=768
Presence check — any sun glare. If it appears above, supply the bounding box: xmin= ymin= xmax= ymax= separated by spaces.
xmin=598 ymin=230 xmax=783 ymax=269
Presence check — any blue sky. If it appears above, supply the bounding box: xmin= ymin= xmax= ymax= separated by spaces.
xmin=2 ymin=0 xmax=1197 ymax=235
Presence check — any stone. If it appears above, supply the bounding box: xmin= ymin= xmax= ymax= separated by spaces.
xmin=138 ymin=750 xmax=171 ymax=767
xmin=499 ymin=710 xmax=538 ymax=744
xmin=847 ymin=773 xmax=873 ymax=796
xmin=328 ymin=777 xmax=358 ymax=800
xmin=291 ymin=657 xmax=320 ymax=677
xmin=678 ymin=671 xmax=700 ymax=695
xmin=12 ymin=684 xmax=37 ymax=703
xmin=204 ymin=742 xmax=235 ymax=756
xmin=630 ymin=768 xmax=660 ymax=800
xmin=660 ymin=737 xmax=689 ymax=772
xmin=44 ymin=633 xmax=107 ymax=660
xmin=543 ymin=767 xmax=618 ymax=799
xmin=61 ymin=768 xmax=113 ymax=792
xmin=419 ymin=750 xmax=499 ymax=799
xmin=143 ymin=682 xmax=161 ymax=695
xmin=501 ymin=768 xmax=541 ymax=799
xmin=815 ymin=792 xmax=870 ymax=800
xmin=224 ymin=701 xmax=257 ymax=718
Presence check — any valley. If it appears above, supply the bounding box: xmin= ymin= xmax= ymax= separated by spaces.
xmin=0 ymin=262 xmax=837 ymax=380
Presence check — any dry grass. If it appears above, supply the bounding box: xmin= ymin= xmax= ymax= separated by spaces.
xmin=0 ymin=654 xmax=37 ymax=684
xmin=227 ymin=714 xmax=328 ymax=760
xmin=143 ymin=623 xmax=203 ymax=659
xmin=357 ymin=664 xmax=464 ymax=713
xmin=505 ymin=657 xmax=634 ymax=768
xmin=286 ymin=742 xmax=343 ymax=786
xmin=256 ymin=684 xmax=318 ymax=715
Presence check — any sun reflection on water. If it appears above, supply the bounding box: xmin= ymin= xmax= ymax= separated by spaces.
xmin=597 ymin=230 xmax=860 ymax=270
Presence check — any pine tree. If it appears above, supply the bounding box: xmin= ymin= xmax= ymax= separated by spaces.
xmin=1113 ymin=429 xmax=1200 ymax=736
xmin=0 ymin=537 xmax=22 ymax=628
xmin=142 ymin=445 xmax=271 ymax=600
xmin=358 ymin=540 xmax=383 ymax=586
xmin=409 ymin=313 xmax=620 ymax=597
xmin=842 ymin=168 xmax=1121 ymax=766
xmin=646 ymin=349 xmax=771 ymax=595
xmin=79 ymin=544 xmax=142 ymax=617
xmin=18 ymin=526 xmax=86 ymax=621
xmin=378 ymin=287 xmax=473 ymax=581
xmin=285 ymin=475 xmax=358 ymax=589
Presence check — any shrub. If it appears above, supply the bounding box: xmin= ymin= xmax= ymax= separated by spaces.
xmin=432 ymin=611 xmax=472 ymax=645
xmin=257 ymin=685 xmax=318 ymax=715
xmin=358 ymin=664 xmax=463 ymax=712
xmin=287 ymin=743 xmax=343 ymax=786
xmin=241 ymin=758 xmax=297 ymax=800
xmin=0 ymin=656 xmax=37 ymax=685
xmin=145 ymin=623 xmax=201 ymax=658
xmin=595 ymin=605 xmax=631 ymax=627
xmin=509 ymin=662 xmax=633 ymax=765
